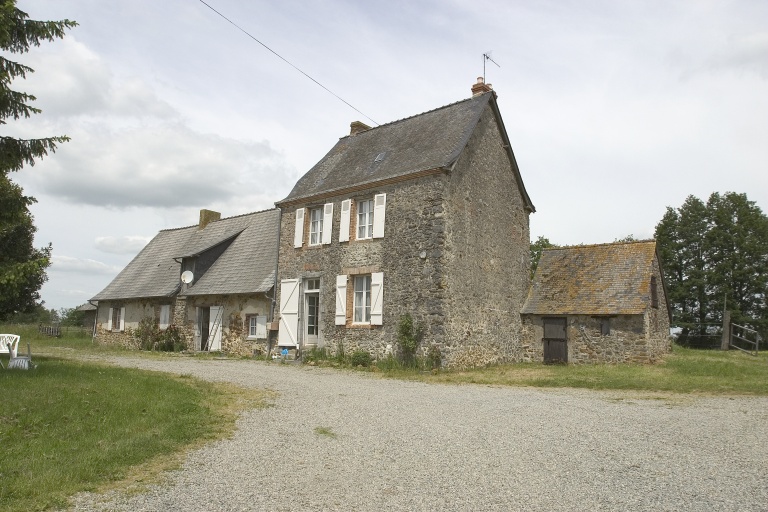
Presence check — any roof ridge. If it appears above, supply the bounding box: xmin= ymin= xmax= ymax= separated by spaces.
xmin=545 ymin=239 xmax=656 ymax=251
xmin=159 ymin=207 xmax=278 ymax=232
xmin=339 ymin=93 xmax=488 ymax=138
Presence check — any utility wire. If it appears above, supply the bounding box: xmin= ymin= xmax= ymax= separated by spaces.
xmin=198 ymin=0 xmax=379 ymax=126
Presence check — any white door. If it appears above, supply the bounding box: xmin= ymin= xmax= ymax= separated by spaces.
xmin=278 ymin=279 xmax=300 ymax=347
xmin=208 ymin=305 xmax=223 ymax=351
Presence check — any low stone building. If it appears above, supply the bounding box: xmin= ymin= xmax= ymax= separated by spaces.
xmin=91 ymin=208 xmax=279 ymax=355
xmin=274 ymin=79 xmax=535 ymax=367
xmin=521 ymin=240 xmax=671 ymax=363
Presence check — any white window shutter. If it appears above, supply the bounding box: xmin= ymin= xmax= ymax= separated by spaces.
xmin=256 ymin=315 xmax=267 ymax=339
xmin=322 ymin=202 xmax=333 ymax=244
xmin=159 ymin=305 xmax=170 ymax=329
xmin=370 ymin=272 xmax=383 ymax=325
xmin=294 ymin=208 xmax=305 ymax=248
xmin=119 ymin=307 xmax=126 ymax=331
xmin=335 ymin=274 xmax=347 ymax=325
xmin=278 ymin=279 xmax=300 ymax=346
xmin=107 ymin=307 xmax=113 ymax=331
xmin=339 ymin=199 xmax=351 ymax=242
xmin=209 ymin=305 xmax=223 ymax=350
xmin=373 ymin=193 xmax=386 ymax=238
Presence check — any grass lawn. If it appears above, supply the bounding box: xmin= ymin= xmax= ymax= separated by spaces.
xmin=0 ymin=329 xmax=269 ymax=512
xmin=406 ymin=345 xmax=768 ymax=395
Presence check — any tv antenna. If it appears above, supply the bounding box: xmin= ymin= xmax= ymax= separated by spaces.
xmin=483 ymin=52 xmax=500 ymax=82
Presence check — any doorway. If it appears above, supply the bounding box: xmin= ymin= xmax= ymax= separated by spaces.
xmin=197 ymin=305 xmax=223 ymax=351
xmin=303 ymin=278 xmax=320 ymax=347
xmin=542 ymin=317 xmax=567 ymax=364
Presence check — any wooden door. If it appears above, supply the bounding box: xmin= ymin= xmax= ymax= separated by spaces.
xmin=543 ymin=317 xmax=568 ymax=364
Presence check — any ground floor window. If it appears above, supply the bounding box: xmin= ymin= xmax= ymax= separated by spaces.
xmin=354 ymin=275 xmax=372 ymax=323
xmin=247 ymin=314 xmax=267 ymax=339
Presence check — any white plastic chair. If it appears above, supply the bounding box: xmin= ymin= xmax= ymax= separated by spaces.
xmin=0 ymin=334 xmax=20 ymax=369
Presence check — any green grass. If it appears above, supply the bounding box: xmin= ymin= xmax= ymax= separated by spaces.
xmin=409 ymin=345 xmax=768 ymax=395
xmin=313 ymin=426 xmax=337 ymax=438
xmin=0 ymin=356 xmax=268 ymax=512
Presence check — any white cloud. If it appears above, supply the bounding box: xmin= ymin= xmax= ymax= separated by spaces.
xmin=94 ymin=235 xmax=152 ymax=255
xmin=705 ymin=32 xmax=768 ymax=78
xmin=50 ymin=255 xmax=122 ymax=275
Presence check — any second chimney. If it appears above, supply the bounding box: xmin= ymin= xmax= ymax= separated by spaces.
xmin=199 ymin=209 xmax=221 ymax=230
xmin=350 ymin=121 xmax=371 ymax=135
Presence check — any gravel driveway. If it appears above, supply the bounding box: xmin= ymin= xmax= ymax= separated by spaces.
xmin=70 ymin=357 xmax=768 ymax=511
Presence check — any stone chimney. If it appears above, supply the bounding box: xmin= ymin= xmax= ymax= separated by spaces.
xmin=471 ymin=76 xmax=493 ymax=96
xmin=350 ymin=121 xmax=371 ymax=135
xmin=199 ymin=209 xmax=221 ymax=230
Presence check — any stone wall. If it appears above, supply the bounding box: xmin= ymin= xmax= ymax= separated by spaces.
xmin=180 ymin=294 xmax=272 ymax=356
xmin=277 ymin=174 xmax=450 ymax=360
xmin=95 ymin=294 xmax=272 ymax=356
xmin=522 ymin=314 xmax=671 ymax=364
xmin=441 ymin=104 xmax=531 ymax=367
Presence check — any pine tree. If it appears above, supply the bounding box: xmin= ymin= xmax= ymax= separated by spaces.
xmin=655 ymin=192 xmax=768 ymax=341
xmin=0 ymin=1 xmax=76 ymax=319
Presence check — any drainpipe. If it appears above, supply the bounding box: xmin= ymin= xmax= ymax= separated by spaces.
xmin=267 ymin=208 xmax=282 ymax=359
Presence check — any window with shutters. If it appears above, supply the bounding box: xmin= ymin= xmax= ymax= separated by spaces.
xmin=246 ymin=314 xmax=267 ymax=339
xmin=353 ymin=275 xmax=372 ymax=323
xmin=357 ymin=199 xmax=373 ymax=240
xmin=309 ymin=207 xmax=323 ymax=245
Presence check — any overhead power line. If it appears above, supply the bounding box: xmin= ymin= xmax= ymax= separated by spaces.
xmin=198 ymin=0 xmax=379 ymax=126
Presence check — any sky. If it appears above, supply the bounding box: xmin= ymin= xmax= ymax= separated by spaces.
xmin=6 ymin=0 xmax=768 ymax=312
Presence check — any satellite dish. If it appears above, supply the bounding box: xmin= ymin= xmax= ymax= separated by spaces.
xmin=181 ymin=270 xmax=194 ymax=284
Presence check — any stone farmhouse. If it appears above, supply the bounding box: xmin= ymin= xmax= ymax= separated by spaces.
xmin=91 ymin=79 xmax=671 ymax=366
xmin=91 ymin=208 xmax=279 ymax=355
xmin=274 ymin=79 xmax=535 ymax=367
xmin=521 ymin=240 xmax=671 ymax=363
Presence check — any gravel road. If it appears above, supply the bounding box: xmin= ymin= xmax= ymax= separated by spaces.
xmin=69 ymin=357 xmax=768 ymax=511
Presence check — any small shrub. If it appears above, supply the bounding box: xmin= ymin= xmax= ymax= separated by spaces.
xmin=135 ymin=317 xmax=159 ymax=351
xmin=336 ymin=340 xmax=345 ymax=363
xmin=426 ymin=344 xmax=442 ymax=370
xmin=158 ymin=324 xmax=186 ymax=352
xmin=397 ymin=314 xmax=422 ymax=367
xmin=304 ymin=346 xmax=330 ymax=363
xmin=350 ymin=350 xmax=372 ymax=367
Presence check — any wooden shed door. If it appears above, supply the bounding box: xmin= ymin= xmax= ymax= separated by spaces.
xmin=543 ymin=317 xmax=567 ymax=364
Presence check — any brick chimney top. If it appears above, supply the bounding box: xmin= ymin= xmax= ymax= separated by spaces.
xmin=199 ymin=209 xmax=221 ymax=230
xmin=471 ymin=76 xmax=493 ymax=96
xmin=350 ymin=121 xmax=371 ymax=136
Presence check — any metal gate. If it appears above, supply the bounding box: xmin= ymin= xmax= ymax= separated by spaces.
xmin=730 ymin=323 xmax=762 ymax=356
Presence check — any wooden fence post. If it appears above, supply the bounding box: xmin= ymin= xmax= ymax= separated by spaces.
xmin=720 ymin=310 xmax=731 ymax=350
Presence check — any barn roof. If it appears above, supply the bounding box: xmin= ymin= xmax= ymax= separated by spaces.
xmin=522 ymin=240 xmax=660 ymax=316
xmin=91 ymin=209 xmax=279 ymax=301
xmin=276 ymin=91 xmax=534 ymax=211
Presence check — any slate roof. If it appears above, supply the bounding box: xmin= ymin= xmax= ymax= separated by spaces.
xmin=277 ymin=91 xmax=534 ymax=211
xmin=91 ymin=209 xmax=279 ymax=301
xmin=522 ymin=241 xmax=660 ymax=315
